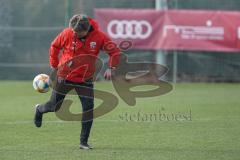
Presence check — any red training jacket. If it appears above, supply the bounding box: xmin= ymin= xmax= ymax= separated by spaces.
xmin=49 ymin=18 xmax=120 ymax=83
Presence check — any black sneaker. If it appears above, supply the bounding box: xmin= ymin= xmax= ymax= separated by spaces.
xmin=80 ymin=143 xmax=93 ymax=150
xmin=34 ymin=104 xmax=43 ymax=128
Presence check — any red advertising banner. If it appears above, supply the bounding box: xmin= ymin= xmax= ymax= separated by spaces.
xmin=95 ymin=9 xmax=240 ymax=52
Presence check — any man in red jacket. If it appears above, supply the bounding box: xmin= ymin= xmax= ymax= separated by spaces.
xmin=34 ymin=14 xmax=120 ymax=149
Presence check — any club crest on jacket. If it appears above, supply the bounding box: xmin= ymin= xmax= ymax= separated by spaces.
xmin=90 ymin=42 xmax=97 ymax=49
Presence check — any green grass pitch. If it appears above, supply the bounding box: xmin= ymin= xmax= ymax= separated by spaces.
xmin=0 ymin=81 xmax=240 ymax=160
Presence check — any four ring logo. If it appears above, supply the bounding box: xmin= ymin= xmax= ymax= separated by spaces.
xmin=107 ymin=20 xmax=153 ymax=39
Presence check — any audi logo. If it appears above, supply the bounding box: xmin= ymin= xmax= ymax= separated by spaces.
xmin=107 ymin=20 xmax=153 ymax=39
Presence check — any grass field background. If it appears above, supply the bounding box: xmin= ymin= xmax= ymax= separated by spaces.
xmin=0 ymin=81 xmax=240 ymax=160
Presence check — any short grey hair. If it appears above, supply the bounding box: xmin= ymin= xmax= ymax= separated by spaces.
xmin=69 ymin=14 xmax=90 ymax=33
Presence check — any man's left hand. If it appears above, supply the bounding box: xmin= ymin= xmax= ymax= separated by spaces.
xmin=104 ymin=67 xmax=116 ymax=80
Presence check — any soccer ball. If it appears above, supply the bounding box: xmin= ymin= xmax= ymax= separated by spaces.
xmin=33 ymin=74 xmax=50 ymax=93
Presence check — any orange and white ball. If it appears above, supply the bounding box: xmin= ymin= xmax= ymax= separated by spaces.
xmin=33 ymin=74 xmax=50 ymax=93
